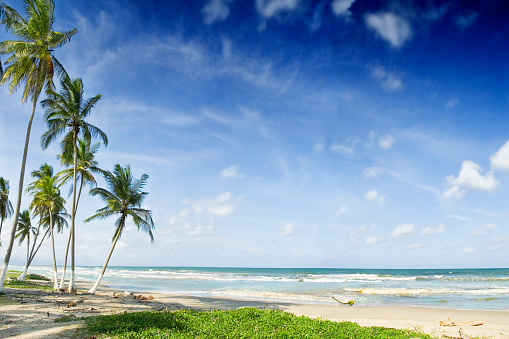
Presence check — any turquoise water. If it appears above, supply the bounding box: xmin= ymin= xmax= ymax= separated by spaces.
xmin=15 ymin=266 xmax=509 ymax=311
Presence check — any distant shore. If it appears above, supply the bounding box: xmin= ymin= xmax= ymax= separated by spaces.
xmin=1 ymin=278 xmax=509 ymax=338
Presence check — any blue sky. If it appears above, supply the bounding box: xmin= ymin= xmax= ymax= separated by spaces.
xmin=1 ymin=0 xmax=508 ymax=269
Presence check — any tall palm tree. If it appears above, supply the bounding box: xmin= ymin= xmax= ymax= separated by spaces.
xmin=0 ymin=177 xmax=14 ymax=245
xmin=15 ymin=210 xmax=36 ymax=271
xmin=28 ymin=166 xmax=66 ymax=290
xmin=85 ymin=164 xmax=154 ymax=294
xmin=41 ymin=76 xmax=107 ymax=292
xmin=57 ymin=138 xmax=103 ymax=289
xmin=0 ymin=0 xmax=77 ymax=293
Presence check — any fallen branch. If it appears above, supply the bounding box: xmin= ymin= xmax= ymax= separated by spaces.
xmin=331 ymin=297 xmax=355 ymax=306
xmin=440 ymin=318 xmax=483 ymax=327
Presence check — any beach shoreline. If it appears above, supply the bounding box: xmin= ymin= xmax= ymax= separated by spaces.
xmin=1 ymin=279 xmax=509 ymax=338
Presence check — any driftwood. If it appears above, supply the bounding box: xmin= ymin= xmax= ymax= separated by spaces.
xmin=331 ymin=297 xmax=355 ymax=306
xmin=440 ymin=318 xmax=483 ymax=327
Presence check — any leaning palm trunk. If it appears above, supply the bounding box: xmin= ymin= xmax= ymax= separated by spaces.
xmin=18 ymin=227 xmax=50 ymax=281
xmin=49 ymin=209 xmax=58 ymax=290
xmin=88 ymin=229 xmax=121 ymax=294
xmin=60 ymin=176 xmax=83 ymax=289
xmin=0 ymin=102 xmax=36 ymax=292
xmin=68 ymin=133 xmax=78 ymax=293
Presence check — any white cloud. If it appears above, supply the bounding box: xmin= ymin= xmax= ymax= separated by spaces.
xmin=379 ymin=134 xmax=394 ymax=149
xmin=186 ymin=192 xmax=236 ymax=217
xmin=388 ymin=223 xmax=415 ymax=238
xmin=330 ymin=143 xmax=354 ymax=156
xmin=221 ymin=165 xmax=242 ymax=179
xmin=363 ymin=166 xmax=382 ymax=178
xmin=474 ymin=223 xmax=496 ymax=235
xmin=462 ymin=247 xmax=477 ymax=253
xmin=421 ymin=224 xmax=445 ymax=235
xmin=370 ymin=66 xmax=404 ymax=91
xmin=331 ymin=0 xmax=355 ymax=17
xmin=456 ymin=12 xmax=478 ymax=31
xmin=490 ymin=140 xmax=509 ymax=171
xmin=309 ymin=1 xmax=326 ymax=31
xmin=221 ymin=37 xmax=232 ymax=59
xmin=256 ymin=0 xmax=300 ymax=18
xmin=365 ymin=189 xmax=385 ymax=205
xmin=313 ymin=142 xmax=325 ymax=151
xmin=445 ymin=160 xmax=497 ymax=199
xmin=364 ymin=12 xmax=412 ymax=47
xmin=280 ymin=223 xmax=294 ymax=236
xmin=335 ymin=205 xmax=348 ymax=215
xmin=446 ymin=97 xmax=459 ymax=108
xmin=447 ymin=214 xmax=471 ymax=221
xmin=202 ymin=0 xmax=232 ymax=24
xmin=366 ymin=236 xmax=383 ymax=245
xmin=406 ymin=244 xmax=423 ymax=249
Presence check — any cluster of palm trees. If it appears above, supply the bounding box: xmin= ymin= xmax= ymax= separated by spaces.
xmin=0 ymin=0 xmax=155 ymax=294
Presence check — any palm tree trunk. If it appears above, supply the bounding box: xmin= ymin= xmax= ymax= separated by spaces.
xmin=49 ymin=209 xmax=58 ymax=290
xmin=60 ymin=176 xmax=83 ymax=289
xmin=68 ymin=131 xmax=78 ymax=293
xmin=0 ymin=218 xmax=4 ymax=246
xmin=0 ymin=100 xmax=36 ymax=293
xmin=18 ymin=227 xmax=50 ymax=281
xmin=88 ymin=225 xmax=122 ymax=294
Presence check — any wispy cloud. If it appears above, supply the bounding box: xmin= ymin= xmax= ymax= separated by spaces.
xmin=256 ymin=0 xmax=300 ymax=18
xmin=370 ymin=66 xmax=404 ymax=91
xmin=474 ymin=223 xmax=496 ymax=235
xmin=421 ymin=224 xmax=445 ymax=235
xmin=455 ymin=12 xmax=478 ymax=31
xmin=330 ymin=143 xmax=354 ymax=156
xmin=331 ymin=0 xmax=355 ymax=17
xmin=335 ymin=205 xmax=348 ymax=215
xmin=363 ymin=166 xmax=382 ymax=178
xmin=202 ymin=0 xmax=233 ymax=25
xmin=446 ymin=97 xmax=459 ymax=108
xmin=379 ymin=134 xmax=394 ymax=149
xmin=279 ymin=223 xmax=295 ymax=236
xmin=388 ymin=223 xmax=415 ymax=238
xmin=365 ymin=189 xmax=385 ymax=205
xmin=364 ymin=12 xmax=412 ymax=47
xmin=366 ymin=236 xmax=383 ymax=245
xmin=221 ymin=165 xmax=243 ymax=179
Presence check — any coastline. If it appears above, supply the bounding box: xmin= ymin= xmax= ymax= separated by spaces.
xmin=1 ymin=279 xmax=508 ymax=338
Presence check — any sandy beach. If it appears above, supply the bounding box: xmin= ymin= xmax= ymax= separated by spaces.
xmin=0 ymin=279 xmax=508 ymax=339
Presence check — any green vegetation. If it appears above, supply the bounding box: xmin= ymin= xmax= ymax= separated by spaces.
xmin=3 ymin=270 xmax=52 ymax=290
xmin=84 ymin=308 xmax=432 ymax=339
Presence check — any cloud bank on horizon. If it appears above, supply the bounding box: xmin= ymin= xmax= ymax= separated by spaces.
xmin=0 ymin=0 xmax=508 ymax=269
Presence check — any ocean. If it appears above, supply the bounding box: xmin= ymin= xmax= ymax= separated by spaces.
xmin=12 ymin=265 xmax=509 ymax=311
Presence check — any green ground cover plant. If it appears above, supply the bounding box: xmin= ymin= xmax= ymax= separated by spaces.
xmin=3 ymin=270 xmax=52 ymax=290
xmin=85 ymin=308 xmax=432 ymax=339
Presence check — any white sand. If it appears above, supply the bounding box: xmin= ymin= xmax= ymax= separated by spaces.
xmin=1 ymin=279 xmax=508 ymax=338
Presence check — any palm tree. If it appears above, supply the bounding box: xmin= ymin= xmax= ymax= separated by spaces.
xmin=57 ymin=138 xmax=103 ymax=289
xmin=15 ymin=210 xmax=36 ymax=272
xmin=17 ymin=164 xmax=56 ymax=282
xmin=28 ymin=166 xmax=66 ymax=290
xmin=0 ymin=177 xmax=13 ymax=245
xmin=85 ymin=164 xmax=154 ymax=294
xmin=41 ymin=76 xmax=107 ymax=292
xmin=0 ymin=0 xmax=77 ymax=293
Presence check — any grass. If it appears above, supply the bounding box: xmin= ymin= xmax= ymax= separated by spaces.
xmin=84 ymin=308 xmax=433 ymax=338
xmin=3 ymin=270 xmax=53 ymax=291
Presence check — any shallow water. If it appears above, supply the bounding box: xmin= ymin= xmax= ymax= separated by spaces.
xmin=14 ymin=265 xmax=509 ymax=311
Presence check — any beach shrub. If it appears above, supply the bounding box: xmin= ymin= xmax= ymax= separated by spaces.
xmin=84 ymin=308 xmax=433 ymax=338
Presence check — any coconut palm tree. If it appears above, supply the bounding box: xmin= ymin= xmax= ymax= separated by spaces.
xmin=0 ymin=177 xmax=13 ymax=245
xmin=0 ymin=0 xmax=77 ymax=293
xmin=15 ymin=210 xmax=36 ymax=271
xmin=17 ymin=164 xmax=56 ymax=282
xmin=57 ymin=138 xmax=103 ymax=289
xmin=85 ymin=164 xmax=154 ymax=294
xmin=28 ymin=168 xmax=66 ymax=290
xmin=41 ymin=76 xmax=107 ymax=292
